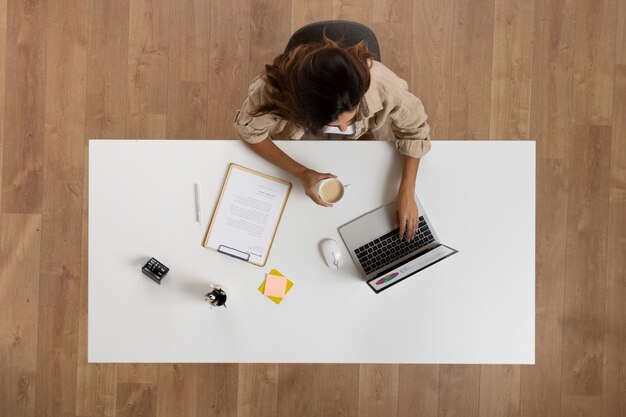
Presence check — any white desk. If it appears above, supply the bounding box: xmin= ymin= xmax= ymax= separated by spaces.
xmin=88 ymin=140 xmax=535 ymax=364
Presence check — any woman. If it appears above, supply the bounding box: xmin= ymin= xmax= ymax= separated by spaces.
xmin=234 ymin=37 xmax=431 ymax=241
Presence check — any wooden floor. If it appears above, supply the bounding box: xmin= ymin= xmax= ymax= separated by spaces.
xmin=0 ymin=0 xmax=625 ymax=415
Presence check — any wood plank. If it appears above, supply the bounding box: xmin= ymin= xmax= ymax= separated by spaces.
xmin=489 ymin=0 xmax=534 ymax=139
xmin=156 ymin=364 xmax=198 ymax=417
xmin=291 ymin=0 xmax=332 ymax=33
xmin=572 ymin=0 xmax=617 ymax=125
xmin=617 ymin=1 xmax=626 ymax=64
xmin=128 ymin=113 xmax=167 ymax=139
xmin=317 ymin=364 xmax=359 ymax=417
xmin=439 ymin=365 xmax=480 ymax=417
xmin=560 ymin=395 xmax=602 ymax=417
xmin=167 ymin=81 xmax=208 ymax=139
xmin=371 ymin=0 xmax=413 ymax=81
xmin=0 ymin=0 xmax=7 ymax=211
xmin=397 ymin=365 xmax=439 ymax=417
xmin=519 ymin=157 xmax=568 ymax=417
xmin=411 ymin=0 xmax=453 ymax=140
xmin=76 ymin=144 xmax=116 ymax=417
xmin=166 ymin=0 xmax=209 ymax=139
xmin=167 ymin=0 xmax=209 ymax=83
xmin=529 ymin=0 xmax=575 ymax=159
xmin=277 ymin=364 xmax=317 ymax=417
xmin=85 ymin=0 xmax=130 ymax=139
xmin=128 ymin=0 xmax=170 ymax=138
xmin=207 ymin=0 xmax=251 ymax=138
xmin=601 ymin=202 xmax=626 ymax=417
xmin=601 ymin=64 xmax=626 ymax=417
xmin=358 ymin=365 xmax=399 ymax=417
xmin=479 ymin=365 xmax=520 ymax=417
xmin=0 ymin=214 xmax=41 ymax=417
xmin=561 ymin=125 xmax=611 ymax=411
xmin=248 ymin=0 xmax=292 ymax=80
xmin=34 ymin=0 xmax=88 ymax=414
xmin=196 ymin=364 xmax=239 ymax=417
xmin=117 ymin=364 xmax=158 ymax=384
xmin=75 ymin=361 xmax=117 ymax=417
xmin=1 ymin=0 xmax=47 ymax=213
xmin=117 ymin=383 xmax=157 ymax=417
xmin=332 ymin=0 xmax=373 ymax=28
xmin=447 ymin=0 xmax=495 ymax=140
xmin=609 ymin=65 xmax=626 ymax=204
xmin=237 ymin=364 xmax=278 ymax=417
xmin=35 ymin=286 xmax=81 ymax=417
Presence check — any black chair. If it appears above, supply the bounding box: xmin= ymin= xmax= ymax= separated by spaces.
xmin=284 ymin=20 xmax=381 ymax=62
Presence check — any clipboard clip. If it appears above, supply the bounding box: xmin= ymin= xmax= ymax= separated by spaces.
xmin=217 ymin=245 xmax=251 ymax=262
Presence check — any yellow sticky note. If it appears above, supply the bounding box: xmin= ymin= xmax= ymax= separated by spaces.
xmin=258 ymin=269 xmax=294 ymax=304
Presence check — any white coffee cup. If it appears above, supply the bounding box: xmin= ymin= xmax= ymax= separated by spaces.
xmin=316 ymin=178 xmax=346 ymax=204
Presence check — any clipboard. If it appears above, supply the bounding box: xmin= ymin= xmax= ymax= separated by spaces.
xmin=203 ymin=163 xmax=292 ymax=266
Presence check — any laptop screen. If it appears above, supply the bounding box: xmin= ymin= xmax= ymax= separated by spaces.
xmin=367 ymin=244 xmax=458 ymax=293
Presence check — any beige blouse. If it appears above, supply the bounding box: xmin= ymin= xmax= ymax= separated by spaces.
xmin=234 ymin=60 xmax=431 ymax=159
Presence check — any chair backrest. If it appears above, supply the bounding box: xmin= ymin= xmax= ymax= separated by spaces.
xmin=284 ymin=20 xmax=381 ymax=62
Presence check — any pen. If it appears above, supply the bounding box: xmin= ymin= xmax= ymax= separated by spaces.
xmin=194 ymin=183 xmax=200 ymax=222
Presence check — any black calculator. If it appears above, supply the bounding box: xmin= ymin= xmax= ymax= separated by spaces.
xmin=142 ymin=257 xmax=169 ymax=284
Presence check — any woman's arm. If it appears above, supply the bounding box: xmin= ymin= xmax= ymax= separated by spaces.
xmin=386 ymin=93 xmax=429 ymax=241
xmin=395 ymin=155 xmax=420 ymax=241
xmin=245 ymin=139 xmax=336 ymax=207
xmin=245 ymin=137 xmax=307 ymax=177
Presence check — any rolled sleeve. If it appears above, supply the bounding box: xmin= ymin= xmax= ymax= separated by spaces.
xmin=233 ymin=107 xmax=272 ymax=144
xmin=234 ymin=78 xmax=285 ymax=144
xmin=390 ymin=94 xmax=432 ymax=159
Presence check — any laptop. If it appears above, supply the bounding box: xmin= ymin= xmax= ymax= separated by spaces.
xmin=338 ymin=194 xmax=458 ymax=293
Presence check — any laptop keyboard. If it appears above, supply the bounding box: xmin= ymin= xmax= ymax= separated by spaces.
xmin=354 ymin=216 xmax=435 ymax=275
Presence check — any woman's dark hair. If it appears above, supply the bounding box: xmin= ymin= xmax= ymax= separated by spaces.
xmin=251 ymin=36 xmax=373 ymax=134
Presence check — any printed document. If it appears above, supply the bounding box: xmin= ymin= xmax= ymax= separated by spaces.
xmin=204 ymin=164 xmax=291 ymax=266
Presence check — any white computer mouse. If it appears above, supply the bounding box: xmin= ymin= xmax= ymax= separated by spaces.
xmin=321 ymin=239 xmax=344 ymax=270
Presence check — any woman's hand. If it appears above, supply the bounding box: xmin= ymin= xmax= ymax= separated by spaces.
xmin=296 ymin=168 xmax=337 ymax=207
xmin=396 ymin=155 xmax=421 ymax=241
xmin=395 ymin=187 xmax=419 ymax=241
